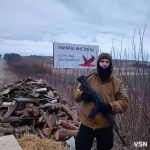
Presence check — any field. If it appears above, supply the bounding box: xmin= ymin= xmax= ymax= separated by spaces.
xmin=4 ymin=55 xmax=150 ymax=149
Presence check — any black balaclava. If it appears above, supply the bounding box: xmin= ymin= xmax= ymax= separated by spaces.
xmin=97 ymin=53 xmax=112 ymax=81
xmin=97 ymin=62 xmax=112 ymax=81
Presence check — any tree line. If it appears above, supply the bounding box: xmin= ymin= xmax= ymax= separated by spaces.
xmin=4 ymin=53 xmax=21 ymax=63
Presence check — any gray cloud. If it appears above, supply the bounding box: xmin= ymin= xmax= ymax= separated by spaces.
xmin=0 ymin=0 xmax=150 ymax=58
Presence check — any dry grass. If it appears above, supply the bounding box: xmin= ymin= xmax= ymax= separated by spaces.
xmin=18 ymin=133 xmax=70 ymax=150
xmin=7 ymin=59 xmax=53 ymax=78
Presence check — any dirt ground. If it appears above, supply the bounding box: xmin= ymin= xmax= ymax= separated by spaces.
xmin=0 ymin=58 xmax=19 ymax=88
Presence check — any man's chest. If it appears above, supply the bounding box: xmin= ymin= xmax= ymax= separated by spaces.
xmin=88 ymin=77 xmax=116 ymax=103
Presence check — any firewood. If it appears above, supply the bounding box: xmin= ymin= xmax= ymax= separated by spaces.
xmin=50 ymin=99 xmax=58 ymax=104
xmin=37 ymin=79 xmax=43 ymax=84
xmin=61 ymin=104 xmax=72 ymax=117
xmin=57 ymin=112 xmax=67 ymax=117
xmin=33 ymin=85 xmax=36 ymax=95
xmin=38 ymin=115 xmax=45 ymax=123
xmin=16 ymin=126 xmax=30 ymax=134
xmin=1 ymin=102 xmax=17 ymax=107
xmin=33 ymin=128 xmax=38 ymax=135
xmin=0 ymin=110 xmax=7 ymax=120
xmin=18 ymin=91 xmax=28 ymax=97
xmin=38 ymin=103 xmax=53 ymax=109
xmin=58 ymin=120 xmax=79 ymax=130
xmin=43 ymin=94 xmax=53 ymax=99
xmin=1 ymin=123 xmax=12 ymax=128
xmin=0 ymin=126 xmax=14 ymax=134
xmin=43 ymin=122 xmax=47 ymax=129
xmin=47 ymin=91 xmax=54 ymax=97
xmin=49 ymin=115 xmax=57 ymax=126
xmin=71 ymin=108 xmax=78 ymax=123
xmin=14 ymin=97 xmax=40 ymax=104
xmin=48 ymin=104 xmax=57 ymax=111
xmin=32 ymin=106 xmax=39 ymax=116
xmin=70 ymin=121 xmax=80 ymax=127
xmin=14 ymin=128 xmax=20 ymax=133
xmin=36 ymin=128 xmax=45 ymax=139
xmin=5 ymin=83 xmax=14 ymax=89
xmin=21 ymin=117 xmax=40 ymax=120
xmin=21 ymin=113 xmax=30 ymax=118
xmin=25 ymin=103 xmax=33 ymax=108
xmin=1 ymin=116 xmax=21 ymax=123
xmin=0 ymin=77 xmax=81 ymax=140
xmin=54 ymin=128 xmax=78 ymax=141
xmin=56 ymin=117 xmax=68 ymax=122
xmin=39 ymin=109 xmax=44 ymax=115
xmin=30 ymin=125 xmax=38 ymax=135
xmin=54 ymin=103 xmax=62 ymax=110
xmin=43 ymin=112 xmax=52 ymax=128
xmin=11 ymin=123 xmax=20 ymax=128
xmin=46 ymin=109 xmax=49 ymax=116
xmin=35 ymin=88 xmax=47 ymax=93
xmin=16 ymin=107 xmax=32 ymax=118
xmin=34 ymin=93 xmax=40 ymax=98
xmin=16 ymin=103 xmax=24 ymax=110
xmin=51 ymin=127 xmax=59 ymax=131
xmin=42 ymin=127 xmax=53 ymax=136
xmin=0 ymin=99 xmax=2 ymax=106
xmin=2 ymin=97 xmax=10 ymax=101
xmin=3 ymin=103 xmax=18 ymax=118
xmin=0 ymin=89 xmax=10 ymax=95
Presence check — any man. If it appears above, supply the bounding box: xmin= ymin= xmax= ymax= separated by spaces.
xmin=73 ymin=53 xmax=128 ymax=150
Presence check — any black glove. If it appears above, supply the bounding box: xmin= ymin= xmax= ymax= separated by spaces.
xmin=99 ymin=103 xmax=112 ymax=114
xmin=81 ymin=92 xmax=94 ymax=102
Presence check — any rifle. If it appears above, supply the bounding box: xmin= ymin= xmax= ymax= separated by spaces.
xmin=77 ymin=75 xmax=127 ymax=146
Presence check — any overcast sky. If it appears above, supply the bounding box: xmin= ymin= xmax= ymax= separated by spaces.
xmin=0 ymin=0 xmax=150 ymax=60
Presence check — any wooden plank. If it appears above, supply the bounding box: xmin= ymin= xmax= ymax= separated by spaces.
xmin=0 ymin=135 xmax=22 ymax=150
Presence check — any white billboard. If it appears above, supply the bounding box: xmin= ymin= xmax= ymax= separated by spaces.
xmin=53 ymin=42 xmax=99 ymax=69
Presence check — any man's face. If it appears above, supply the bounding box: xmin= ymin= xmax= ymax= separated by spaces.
xmin=99 ymin=59 xmax=110 ymax=69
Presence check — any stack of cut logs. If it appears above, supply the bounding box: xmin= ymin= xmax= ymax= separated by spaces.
xmin=0 ymin=77 xmax=79 ymax=141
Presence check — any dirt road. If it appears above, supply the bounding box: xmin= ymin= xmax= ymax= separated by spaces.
xmin=0 ymin=58 xmax=19 ymax=88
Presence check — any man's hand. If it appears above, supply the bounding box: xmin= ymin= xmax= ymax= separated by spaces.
xmin=81 ymin=92 xmax=94 ymax=102
xmin=99 ymin=103 xmax=112 ymax=114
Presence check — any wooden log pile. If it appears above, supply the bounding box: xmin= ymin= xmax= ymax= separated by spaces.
xmin=0 ymin=77 xmax=80 ymax=141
